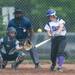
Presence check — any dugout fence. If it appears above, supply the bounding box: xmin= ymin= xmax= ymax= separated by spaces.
xmin=0 ymin=0 xmax=75 ymax=63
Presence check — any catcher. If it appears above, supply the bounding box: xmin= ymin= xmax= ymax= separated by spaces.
xmin=0 ymin=27 xmax=25 ymax=69
xmin=8 ymin=9 xmax=40 ymax=68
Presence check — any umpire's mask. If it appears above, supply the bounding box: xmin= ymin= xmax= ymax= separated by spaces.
xmin=14 ymin=9 xmax=23 ymax=19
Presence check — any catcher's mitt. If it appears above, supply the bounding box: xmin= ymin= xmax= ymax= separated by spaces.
xmin=23 ymin=39 xmax=33 ymax=51
xmin=9 ymin=39 xmax=33 ymax=54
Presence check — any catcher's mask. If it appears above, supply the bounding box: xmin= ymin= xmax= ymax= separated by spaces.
xmin=7 ymin=27 xmax=16 ymax=38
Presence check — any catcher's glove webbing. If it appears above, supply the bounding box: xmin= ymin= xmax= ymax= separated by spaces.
xmin=23 ymin=39 xmax=33 ymax=51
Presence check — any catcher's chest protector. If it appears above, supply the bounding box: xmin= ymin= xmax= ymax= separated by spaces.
xmin=3 ymin=36 xmax=16 ymax=53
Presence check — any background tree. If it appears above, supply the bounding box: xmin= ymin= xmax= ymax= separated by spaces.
xmin=0 ymin=0 xmax=75 ymax=36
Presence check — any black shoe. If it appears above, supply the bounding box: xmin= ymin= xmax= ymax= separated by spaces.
xmin=50 ymin=65 xmax=55 ymax=71
xmin=0 ymin=65 xmax=6 ymax=69
xmin=57 ymin=67 xmax=63 ymax=72
xmin=35 ymin=63 xmax=41 ymax=69
xmin=11 ymin=63 xmax=18 ymax=70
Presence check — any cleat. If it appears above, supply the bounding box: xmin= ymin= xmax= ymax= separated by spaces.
xmin=50 ymin=65 xmax=55 ymax=71
xmin=57 ymin=67 xmax=63 ymax=72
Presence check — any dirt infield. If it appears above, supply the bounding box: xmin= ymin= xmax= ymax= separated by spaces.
xmin=0 ymin=64 xmax=75 ymax=75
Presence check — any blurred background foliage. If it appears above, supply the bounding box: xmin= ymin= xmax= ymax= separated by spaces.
xmin=0 ymin=0 xmax=75 ymax=36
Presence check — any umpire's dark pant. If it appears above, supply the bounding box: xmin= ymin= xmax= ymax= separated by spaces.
xmin=28 ymin=47 xmax=40 ymax=64
xmin=51 ymin=36 xmax=66 ymax=66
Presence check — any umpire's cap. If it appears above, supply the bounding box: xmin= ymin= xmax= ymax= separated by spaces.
xmin=14 ymin=9 xmax=23 ymax=14
xmin=46 ymin=9 xmax=56 ymax=17
xmin=7 ymin=27 xmax=16 ymax=33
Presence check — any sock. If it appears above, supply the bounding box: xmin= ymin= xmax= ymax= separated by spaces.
xmin=57 ymin=56 xmax=64 ymax=68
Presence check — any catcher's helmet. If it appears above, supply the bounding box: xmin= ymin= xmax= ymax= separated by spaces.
xmin=7 ymin=27 xmax=16 ymax=33
xmin=46 ymin=9 xmax=56 ymax=17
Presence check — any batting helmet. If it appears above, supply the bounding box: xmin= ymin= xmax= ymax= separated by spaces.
xmin=46 ymin=9 xmax=56 ymax=17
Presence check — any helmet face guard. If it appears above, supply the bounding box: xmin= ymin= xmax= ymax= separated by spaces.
xmin=8 ymin=32 xmax=16 ymax=37
xmin=7 ymin=27 xmax=16 ymax=38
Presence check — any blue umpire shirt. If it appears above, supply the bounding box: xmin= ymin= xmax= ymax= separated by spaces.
xmin=8 ymin=16 xmax=32 ymax=40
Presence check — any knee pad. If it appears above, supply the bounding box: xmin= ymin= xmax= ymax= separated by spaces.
xmin=16 ymin=52 xmax=26 ymax=61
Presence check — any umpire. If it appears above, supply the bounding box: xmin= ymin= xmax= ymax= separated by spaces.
xmin=8 ymin=9 xmax=40 ymax=68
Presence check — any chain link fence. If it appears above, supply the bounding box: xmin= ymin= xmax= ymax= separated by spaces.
xmin=0 ymin=0 xmax=75 ymax=63
xmin=0 ymin=0 xmax=75 ymax=32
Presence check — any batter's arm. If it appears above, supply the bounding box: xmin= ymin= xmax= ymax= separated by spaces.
xmin=47 ymin=30 xmax=52 ymax=37
xmin=56 ymin=19 xmax=65 ymax=33
xmin=57 ymin=24 xmax=64 ymax=33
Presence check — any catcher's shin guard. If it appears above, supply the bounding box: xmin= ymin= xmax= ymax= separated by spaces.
xmin=16 ymin=52 xmax=26 ymax=62
xmin=0 ymin=61 xmax=7 ymax=69
xmin=12 ymin=52 xmax=25 ymax=70
xmin=0 ymin=53 xmax=3 ymax=69
xmin=12 ymin=60 xmax=23 ymax=70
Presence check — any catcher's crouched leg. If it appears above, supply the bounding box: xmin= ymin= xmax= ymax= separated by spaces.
xmin=0 ymin=61 xmax=7 ymax=69
xmin=0 ymin=53 xmax=7 ymax=69
xmin=12 ymin=51 xmax=26 ymax=70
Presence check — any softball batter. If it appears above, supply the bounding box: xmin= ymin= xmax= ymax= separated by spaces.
xmin=44 ymin=9 xmax=67 ymax=72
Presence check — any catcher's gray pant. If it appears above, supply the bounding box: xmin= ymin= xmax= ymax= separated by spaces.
xmin=26 ymin=47 xmax=40 ymax=64
xmin=0 ymin=51 xmax=26 ymax=69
